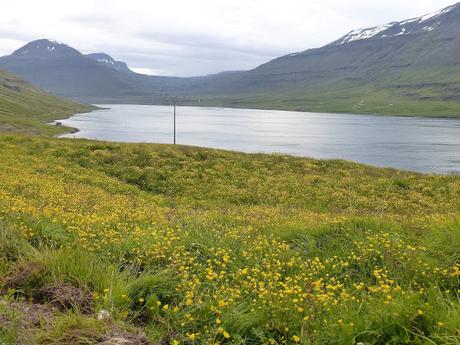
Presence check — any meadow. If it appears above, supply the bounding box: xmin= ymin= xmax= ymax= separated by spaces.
xmin=1 ymin=134 xmax=459 ymax=344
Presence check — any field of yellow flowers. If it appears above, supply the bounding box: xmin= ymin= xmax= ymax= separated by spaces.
xmin=1 ymin=134 xmax=459 ymax=344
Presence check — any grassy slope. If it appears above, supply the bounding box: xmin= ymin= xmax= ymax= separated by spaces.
xmin=188 ymin=66 xmax=460 ymax=117
xmin=1 ymin=135 xmax=459 ymax=344
xmin=0 ymin=70 xmax=95 ymax=135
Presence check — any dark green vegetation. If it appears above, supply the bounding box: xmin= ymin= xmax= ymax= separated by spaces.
xmin=3 ymin=4 xmax=460 ymax=116
xmin=0 ymin=70 xmax=94 ymax=135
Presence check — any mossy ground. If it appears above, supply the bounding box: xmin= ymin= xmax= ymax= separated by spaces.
xmin=0 ymin=134 xmax=459 ymax=344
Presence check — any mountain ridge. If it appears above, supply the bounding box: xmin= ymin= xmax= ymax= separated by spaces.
xmin=2 ymin=3 xmax=460 ymax=116
xmin=86 ymin=53 xmax=132 ymax=73
xmin=11 ymin=39 xmax=81 ymax=58
xmin=329 ymin=3 xmax=458 ymax=46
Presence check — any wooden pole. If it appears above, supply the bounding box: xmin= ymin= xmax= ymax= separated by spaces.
xmin=173 ymin=101 xmax=176 ymax=145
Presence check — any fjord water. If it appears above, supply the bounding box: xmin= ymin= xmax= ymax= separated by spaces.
xmin=59 ymin=104 xmax=460 ymax=174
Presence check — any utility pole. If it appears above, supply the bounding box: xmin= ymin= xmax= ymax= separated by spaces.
xmin=173 ymin=100 xmax=176 ymax=145
xmin=163 ymin=95 xmax=199 ymax=145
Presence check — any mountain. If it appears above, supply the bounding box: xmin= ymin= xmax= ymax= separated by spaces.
xmin=330 ymin=5 xmax=455 ymax=46
xmin=11 ymin=39 xmax=81 ymax=58
xmin=86 ymin=53 xmax=132 ymax=73
xmin=0 ymin=69 xmax=94 ymax=134
xmin=0 ymin=39 xmax=171 ymax=102
xmin=250 ymin=3 xmax=460 ymax=82
xmin=185 ymin=2 xmax=460 ymax=116
xmin=2 ymin=3 xmax=460 ymax=116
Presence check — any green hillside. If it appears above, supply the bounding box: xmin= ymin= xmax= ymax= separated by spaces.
xmin=184 ymin=77 xmax=460 ymax=118
xmin=0 ymin=70 xmax=94 ymax=135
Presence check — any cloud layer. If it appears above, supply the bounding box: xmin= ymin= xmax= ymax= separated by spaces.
xmin=0 ymin=0 xmax=456 ymax=76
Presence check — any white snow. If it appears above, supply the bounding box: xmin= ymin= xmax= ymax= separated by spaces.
xmin=395 ymin=28 xmax=407 ymax=36
xmin=422 ymin=25 xmax=437 ymax=32
xmin=339 ymin=23 xmax=393 ymax=44
xmin=97 ymin=58 xmax=115 ymax=64
xmin=400 ymin=5 xmax=453 ymax=24
xmin=336 ymin=5 xmax=453 ymax=45
xmin=400 ymin=17 xmax=420 ymax=25
xmin=419 ymin=6 xmax=454 ymax=22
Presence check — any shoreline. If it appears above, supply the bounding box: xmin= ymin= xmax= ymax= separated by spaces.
xmin=49 ymin=106 xmax=100 ymax=137
xmin=76 ymin=101 xmax=460 ymax=121
xmin=50 ymin=104 xmax=460 ymax=176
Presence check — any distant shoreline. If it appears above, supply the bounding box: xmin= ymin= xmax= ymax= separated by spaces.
xmin=51 ymin=104 xmax=460 ymax=175
xmin=50 ymin=105 xmax=104 ymax=137
xmin=70 ymin=101 xmax=460 ymax=121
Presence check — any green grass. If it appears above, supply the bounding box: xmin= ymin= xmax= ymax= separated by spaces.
xmin=188 ymin=85 xmax=460 ymax=118
xmin=0 ymin=70 xmax=95 ymax=135
xmin=167 ymin=65 xmax=460 ymax=117
xmin=0 ymin=135 xmax=459 ymax=344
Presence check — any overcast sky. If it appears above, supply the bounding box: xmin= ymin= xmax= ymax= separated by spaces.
xmin=0 ymin=0 xmax=456 ymax=76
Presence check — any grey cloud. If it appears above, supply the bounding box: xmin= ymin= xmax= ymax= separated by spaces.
xmin=66 ymin=14 xmax=117 ymax=25
xmin=136 ymin=30 xmax=289 ymax=58
xmin=0 ymin=0 xmax=457 ymax=76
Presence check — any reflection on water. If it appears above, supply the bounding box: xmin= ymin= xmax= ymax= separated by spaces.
xmin=59 ymin=104 xmax=460 ymax=174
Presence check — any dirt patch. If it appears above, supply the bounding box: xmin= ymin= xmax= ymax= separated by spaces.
xmin=1 ymin=297 xmax=151 ymax=345
xmin=101 ymin=327 xmax=150 ymax=345
xmin=0 ymin=311 xmax=14 ymax=335
xmin=0 ymin=298 xmax=58 ymax=345
xmin=34 ymin=283 xmax=94 ymax=314
xmin=2 ymin=261 xmax=47 ymax=291
xmin=2 ymin=263 xmax=93 ymax=314
xmin=9 ymin=300 xmax=57 ymax=327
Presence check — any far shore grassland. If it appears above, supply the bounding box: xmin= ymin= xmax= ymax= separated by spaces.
xmin=0 ymin=72 xmax=460 ymax=344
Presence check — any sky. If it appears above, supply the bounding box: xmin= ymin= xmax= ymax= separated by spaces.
xmin=0 ymin=0 xmax=457 ymax=76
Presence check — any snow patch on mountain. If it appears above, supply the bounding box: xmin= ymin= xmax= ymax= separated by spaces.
xmin=97 ymin=58 xmax=115 ymax=65
xmin=19 ymin=39 xmax=61 ymax=55
xmin=35 ymin=39 xmax=60 ymax=51
xmin=335 ymin=4 xmax=455 ymax=46
xmin=10 ymin=39 xmax=85 ymax=60
xmin=338 ymin=24 xmax=393 ymax=44
xmin=422 ymin=23 xmax=440 ymax=32
xmin=86 ymin=53 xmax=132 ymax=73
xmin=419 ymin=6 xmax=454 ymax=22
xmin=395 ymin=28 xmax=407 ymax=36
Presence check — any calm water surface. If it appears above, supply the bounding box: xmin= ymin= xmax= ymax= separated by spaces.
xmin=59 ymin=104 xmax=460 ymax=174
